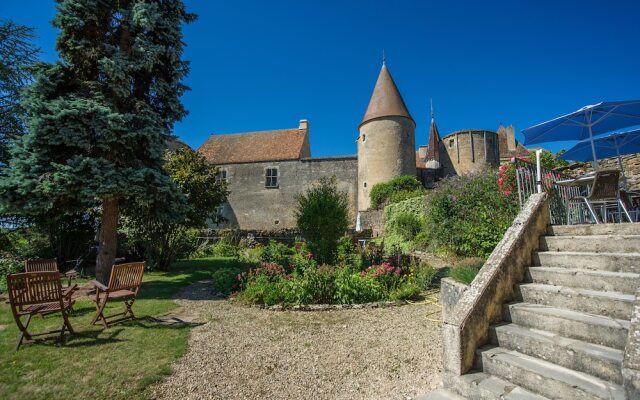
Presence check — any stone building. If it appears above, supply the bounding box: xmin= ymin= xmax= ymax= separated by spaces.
xmin=198 ymin=62 xmax=528 ymax=231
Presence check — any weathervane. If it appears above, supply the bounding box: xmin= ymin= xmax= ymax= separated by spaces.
xmin=382 ymin=49 xmax=386 ymax=66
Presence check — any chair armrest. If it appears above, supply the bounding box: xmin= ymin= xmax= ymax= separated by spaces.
xmin=62 ymin=284 xmax=78 ymax=297
xmin=64 ymin=270 xmax=79 ymax=278
xmin=91 ymin=280 xmax=108 ymax=291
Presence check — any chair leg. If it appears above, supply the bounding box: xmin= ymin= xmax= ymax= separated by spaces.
xmin=619 ymin=200 xmax=634 ymax=223
xmin=92 ymin=298 xmax=108 ymax=328
xmin=584 ymin=199 xmax=600 ymax=224
xmin=15 ymin=314 xmax=33 ymax=351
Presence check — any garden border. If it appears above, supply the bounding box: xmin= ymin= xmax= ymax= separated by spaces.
xmin=248 ymin=300 xmax=409 ymax=312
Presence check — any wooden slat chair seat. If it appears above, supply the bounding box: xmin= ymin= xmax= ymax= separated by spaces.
xmin=91 ymin=262 xmax=144 ymax=328
xmin=25 ymin=258 xmax=79 ymax=287
xmin=7 ymin=271 xmax=76 ymax=350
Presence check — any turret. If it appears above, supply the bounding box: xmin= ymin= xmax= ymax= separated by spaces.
xmin=357 ymin=62 xmax=416 ymax=210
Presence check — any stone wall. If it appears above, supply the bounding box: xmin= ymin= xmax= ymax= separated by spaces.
xmin=357 ymin=209 xmax=385 ymax=237
xmin=213 ymin=156 xmax=358 ymax=231
xmin=441 ymin=130 xmax=500 ymax=177
xmin=442 ymin=193 xmax=550 ymax=375
xmin=623 ymin=287 xmax=640 ymax=398
xmin=357 ymin=116 xmax=416 ymax=210
xmin=558 ymin=154 xmax=640 ymax=190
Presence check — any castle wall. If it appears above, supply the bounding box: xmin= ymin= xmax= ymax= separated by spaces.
xmin=212 ymin=157 xmax=358 ymax=231
xmin=441 ymin=130 xmax=500 ymax=176
xmin=357 ymin=116 xmax=416 ymax=210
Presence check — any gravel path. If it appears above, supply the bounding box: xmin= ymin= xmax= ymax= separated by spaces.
xmin=150 ymin=281 xmax=443 ymax=400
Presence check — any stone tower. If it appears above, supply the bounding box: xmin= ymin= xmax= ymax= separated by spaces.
xmin=357 ymin=62 xmax=416 ymax=211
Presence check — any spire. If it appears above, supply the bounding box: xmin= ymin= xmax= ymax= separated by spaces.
xmin=426 ymin=102 xmax=440 ymax=161
xmin=360 ymin=63 xmax=414 ymax=127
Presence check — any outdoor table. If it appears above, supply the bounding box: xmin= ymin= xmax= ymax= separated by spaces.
xmin=555 ymin=173 xmax=595 ymax=187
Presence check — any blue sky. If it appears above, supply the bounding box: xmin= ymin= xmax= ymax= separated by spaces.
xmin=2 ymin=0 xmax=640 ymax=156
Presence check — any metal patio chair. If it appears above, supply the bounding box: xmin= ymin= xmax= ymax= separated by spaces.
xmin=567 ymin=169 xmax=633 ymax=224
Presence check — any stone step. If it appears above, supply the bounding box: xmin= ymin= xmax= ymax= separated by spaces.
xmin=539 ymin=234 xmax=640 ymax=253
xmin=548 ymin=223 xmax=640 ymax=237
xmin=478 ymin=347 xmax=625 ymax=400
xmin=526 ymin=266 xmax=640 ymax=294
xmin=443 ymin=371 xmax=550 ymax=400
xmin=416 ymin=388 xmax=465 ymax=400
xmin=532 ymin=251 xmax=640 ymax=273
xmin=490 ymin=323 xmax=623 ymax=384
xmin=503 ymin=303 xmax=630 ymax=350
xmin=516 ymin=283 xmax=635 ymax=320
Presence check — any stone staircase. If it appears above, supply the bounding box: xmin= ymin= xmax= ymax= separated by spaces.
xmin=423 ymin=223 xmax=640 ymax=400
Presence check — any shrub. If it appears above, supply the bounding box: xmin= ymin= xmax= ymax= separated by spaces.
xmin=260 ymin=240 xmax=294 ymax=268
xmin=298 ymin=265 xmax=336 ymax=304
xmin=414 ymin=262 xmax=438 ymax=289
xmin=211 ymin=267 xmax=242 ymax=295
xmin=388 ymin=277 xmax=421 ymax=300
xmin=370 ymin=175 xmax=425 ymax=209
xmin=424 ymin=170 xmax=519 ymax=258
xmin=290 ymin=246 xmax=316 ymax=274
xmin=389 ymin=211 xmax=422 ymax=241
xmin=295 ymin=176 xmax=349 ymax=265
xmin=237 ymin=244 xmax=263 ymax=265
xmin=211 ymin=241 xmax=238 ymax=257
xmin=334 ymin=268 xmax=384 ymax=304
xmin=335 ymin=236 xmax=360 ymax=269
xmin=447 ymin=265 xmax=481 ymax=285
xmin=383 ymin=196 xmax=427 ymax=253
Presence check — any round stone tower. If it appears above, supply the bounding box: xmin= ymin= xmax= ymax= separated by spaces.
xmin=357 ymin=63 xmax=416 ymax=211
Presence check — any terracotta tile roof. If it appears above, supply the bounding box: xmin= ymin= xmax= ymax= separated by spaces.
xmin=198 ymin=127 xmax=310 ymax=165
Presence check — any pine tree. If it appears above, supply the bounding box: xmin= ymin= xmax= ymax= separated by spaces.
xmin=0 ymin=0 xmax=195 ymax=283
xmin=0 ymin=21 xmax=39 ymax=167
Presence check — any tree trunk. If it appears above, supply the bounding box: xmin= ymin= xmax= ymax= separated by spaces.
xmin=96 ymin=197 xmax=119 ymax=284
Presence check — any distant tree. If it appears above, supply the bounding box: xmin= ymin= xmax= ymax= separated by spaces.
xmin=123 ymin=148 xmax=228 ymax=270
xmin=296 ymin=176 xmax=349 ymax=265
xmin=0 ymin=21 xmax=39 ymax=167
xmin=0 ymin=1 xmax=196 ymax=283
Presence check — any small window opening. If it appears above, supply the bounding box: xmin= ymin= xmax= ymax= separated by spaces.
xmin=449 ymin=139 xmax=454 ymax=148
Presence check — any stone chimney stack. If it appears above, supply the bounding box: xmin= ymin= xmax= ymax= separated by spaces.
xmin=299 ymin=119 xmax=309 ymax=131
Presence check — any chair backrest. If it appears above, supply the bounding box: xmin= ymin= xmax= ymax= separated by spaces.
xmin=588 ymin=169 xmax=620 ymax=201
xmin=24 ymin=259 xmax=58 ymax=273
xmin=7 ymin=272 xmax=63 ymax=307
xmin=107 ymin=262 xmax=145 ymax=293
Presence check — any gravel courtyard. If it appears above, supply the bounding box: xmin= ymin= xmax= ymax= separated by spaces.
xmin=150 ymin=281 xmax=443 ymax=400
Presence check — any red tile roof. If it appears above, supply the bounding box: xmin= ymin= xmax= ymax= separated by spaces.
xmin=198 ymin=127 xmax=310 ymax=165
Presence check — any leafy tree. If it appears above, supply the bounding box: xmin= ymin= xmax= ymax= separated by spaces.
xmin=0 ymin=1 xmax=195 ymax=283
xmin=295 ymin=176 xmax=349 ymax=265
xmin=123 ymin=147 xmax=228 ymax=270
xmin=0 ymin=21 xmax=39 ymax=167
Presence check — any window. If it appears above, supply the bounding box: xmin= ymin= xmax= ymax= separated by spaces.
xmin=449 ymin=139 xmax=454 ymax=148
xmin=362 ymin=134 xmax=366 ymax=142
xmin=265 ymin=167 xmax=279 ymax=188
xmin=216 ymin=169 xmax=227 ymax=183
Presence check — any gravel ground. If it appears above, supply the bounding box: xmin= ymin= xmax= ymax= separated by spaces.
xmin=150 ymin=281 xmax=443 ymax=400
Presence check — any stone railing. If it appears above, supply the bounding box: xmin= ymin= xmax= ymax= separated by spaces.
xmin=441 ymin=192 xmax=550 ymax=375
xmin=623 ymin=288 xmax=640 ymax=398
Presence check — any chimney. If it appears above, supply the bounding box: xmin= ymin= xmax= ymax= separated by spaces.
xmin=299 ymin=119 xmax=309 ymax=131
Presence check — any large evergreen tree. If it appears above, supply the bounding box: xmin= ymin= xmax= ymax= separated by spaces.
xmin=0 ymin=0 xmax=195 ymax=283
xmin=0 ymin=21 xmax=39 ymax=167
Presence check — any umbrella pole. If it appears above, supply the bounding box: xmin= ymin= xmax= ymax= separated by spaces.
xmin=587 ymin=113 xmax=599 ymax=170
xmin=614 ymin=142 xmax=628 ymax=190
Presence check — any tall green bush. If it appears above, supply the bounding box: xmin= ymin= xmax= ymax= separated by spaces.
xmin=424 ymin=169 xmax=518 ymax=258
xmin=383 ymin=196 xmax=427 ymax=253
xmin=295 ymin=176 xmax=349 ymax=265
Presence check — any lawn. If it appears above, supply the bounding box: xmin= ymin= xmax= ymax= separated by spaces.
xmin=0 ymin=257 xmax=243 ymax=400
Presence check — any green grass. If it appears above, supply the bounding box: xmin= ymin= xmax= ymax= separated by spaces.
xmin=447 ymin=265 xmax=481 ymax=285
xmin=0 ymin=257 xmax=243 ymax=400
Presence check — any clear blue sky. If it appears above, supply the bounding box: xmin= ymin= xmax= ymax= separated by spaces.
xmin=2 ymin=0 xmax=640 ymax=156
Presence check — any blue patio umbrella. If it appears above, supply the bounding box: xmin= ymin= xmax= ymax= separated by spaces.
xmin=559 ymin=129 xmax=640 ymax=188
xmin=523 ymin=100 xmax=640 ymax=168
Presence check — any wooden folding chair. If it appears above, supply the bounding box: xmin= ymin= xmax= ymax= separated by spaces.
xmin=7 ymin=271 xmax=76 ymax=351
xmin=25 ymin=258 xmax=79 ymax=287
xmin=91 ymin=262 xmax=144 ymax=328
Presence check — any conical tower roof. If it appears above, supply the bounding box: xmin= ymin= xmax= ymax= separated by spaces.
xmin=426 ymin=109 xmax=441 ymax=161
xmin=360 ymin=63 xmax=414 ymax=127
